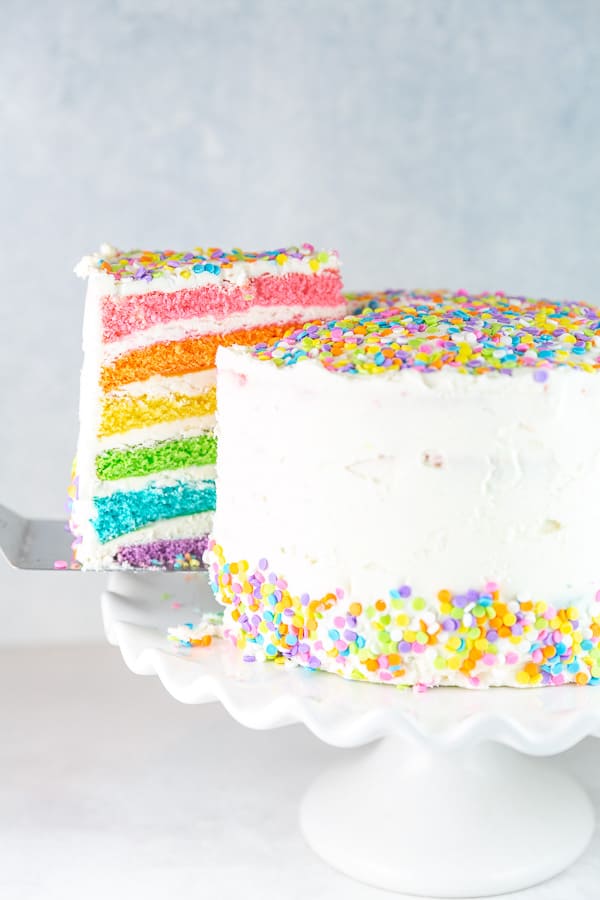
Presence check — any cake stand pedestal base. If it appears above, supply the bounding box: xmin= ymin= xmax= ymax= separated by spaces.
xmin=300 ymin=737 xmax=594 ymax=897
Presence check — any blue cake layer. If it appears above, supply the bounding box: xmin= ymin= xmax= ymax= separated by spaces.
xmin=92 ymin=480 xmax=216 ymax=543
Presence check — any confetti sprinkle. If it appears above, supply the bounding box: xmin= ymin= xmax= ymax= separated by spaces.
xmin=168 ymin=613 xmax=224 ymax=647
xmin=201 ymin=540 xmax=600 ymax=689
xmin=250 ymin=290 xmax=600 ymax=378
xmin=79 ymin=244 xmax=338 ymax=282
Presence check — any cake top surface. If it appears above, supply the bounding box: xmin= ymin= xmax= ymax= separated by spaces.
xmin=75 ymin=242 xmax=339 ymax=282
xmin=250 ymin=290 xmax=600 ymax=378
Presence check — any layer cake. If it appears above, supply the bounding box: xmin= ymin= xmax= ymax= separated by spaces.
xmin=70 ymin=243 xmax=344 ymax=569
xmin=206 ymin=290 xmax=600 ymax=688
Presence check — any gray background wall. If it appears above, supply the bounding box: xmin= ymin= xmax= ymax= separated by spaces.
xmin=1 ymin=0 xmax=599 ymax=643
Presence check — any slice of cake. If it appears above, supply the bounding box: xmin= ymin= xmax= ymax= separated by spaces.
xmin=70 ymin=243 xmax=344 ymax=569
xmin=206 ymin=289 xmax=600 ymax=688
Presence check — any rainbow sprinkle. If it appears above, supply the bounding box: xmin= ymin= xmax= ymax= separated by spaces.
xmin=203 ymin=541 xmax=600 ymax=689
xmin=251 ymin=290 xmax=600 ymax=377
xmin=83 ymin=244 xmax=338 ymax=281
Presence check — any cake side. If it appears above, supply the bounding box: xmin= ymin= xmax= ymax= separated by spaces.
xmin=70 ymin=244 xmax=345 ymax=569
xmin=206 ymin=292 xmax=600 ymax=687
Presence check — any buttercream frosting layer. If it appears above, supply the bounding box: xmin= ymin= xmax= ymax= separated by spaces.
xmin=95 ymin=414 xmax=216 ymax=453
xmin=88 ymin=465 xmax=217 ymax=498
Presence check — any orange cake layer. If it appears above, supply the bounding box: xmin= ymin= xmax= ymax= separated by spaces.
xmin=100 ymin=322 xmax=300 ymax=392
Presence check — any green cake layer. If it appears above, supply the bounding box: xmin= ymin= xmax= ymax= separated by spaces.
xmin=96 ymin=434 xmax=217 ymax=481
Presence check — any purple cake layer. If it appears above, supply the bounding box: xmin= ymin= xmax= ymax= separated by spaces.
xmin=115 ymin=536 xmax=209 ymax=569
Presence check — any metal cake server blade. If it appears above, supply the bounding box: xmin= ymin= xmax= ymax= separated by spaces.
xmin=0 ymin=503 xmax=75 ymax=570
xmin=0 ymin=503 xmax=210 ymax=573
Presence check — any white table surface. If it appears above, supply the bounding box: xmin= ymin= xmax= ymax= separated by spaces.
xmin=1 ymin=643 xmax=599 ymax=900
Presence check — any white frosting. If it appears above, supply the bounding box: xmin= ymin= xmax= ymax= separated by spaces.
xmin=89 ymin=465 xmax=216 ymax=498
xmin=110 ymin=371 xmax=215 ymax=398
xmin=73 ymin=243 xmax=119 ymax=278
xmin=102 ymin=304 xmax=343 ymax=361
xmin=212 ymin=346 xmax=600 ymax=685
xmin=96 ymin=414 xmax=216 ymax=453
xmin=74 ymin=277 xmax=104 ymax=488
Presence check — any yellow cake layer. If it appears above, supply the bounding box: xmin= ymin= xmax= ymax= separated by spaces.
xmin=99 ymin=386 xmax=217 ymax=438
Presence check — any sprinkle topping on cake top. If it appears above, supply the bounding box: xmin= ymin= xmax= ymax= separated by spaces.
xmin=75 ymin=243 xmax=339 ymax=282
xmin=250 ymin=290 xmax=600 ymax=377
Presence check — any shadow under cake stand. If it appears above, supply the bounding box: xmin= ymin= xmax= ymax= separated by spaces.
xmin=100 ymin=570 xmax=599 ymax=898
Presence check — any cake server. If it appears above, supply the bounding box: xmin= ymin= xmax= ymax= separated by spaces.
xmin=0 ymin=503 xmax=78 ymax=570
xmin=0 ymin=502 xmax=207 ymax=572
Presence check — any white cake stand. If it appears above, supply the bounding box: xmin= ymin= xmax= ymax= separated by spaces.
xmin=102 ymin=571 xmax=600 ymax=898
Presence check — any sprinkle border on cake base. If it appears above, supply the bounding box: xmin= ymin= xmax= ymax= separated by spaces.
xmin=199 ymin=540 xmax=600 ymax=689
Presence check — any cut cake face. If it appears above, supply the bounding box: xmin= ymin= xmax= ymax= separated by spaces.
xmin=69 ymin=243 xmax=344 ymax=569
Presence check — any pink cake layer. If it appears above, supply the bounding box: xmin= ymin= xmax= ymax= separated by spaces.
xmin=102 ymin=270 xmax=343 ymax=342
